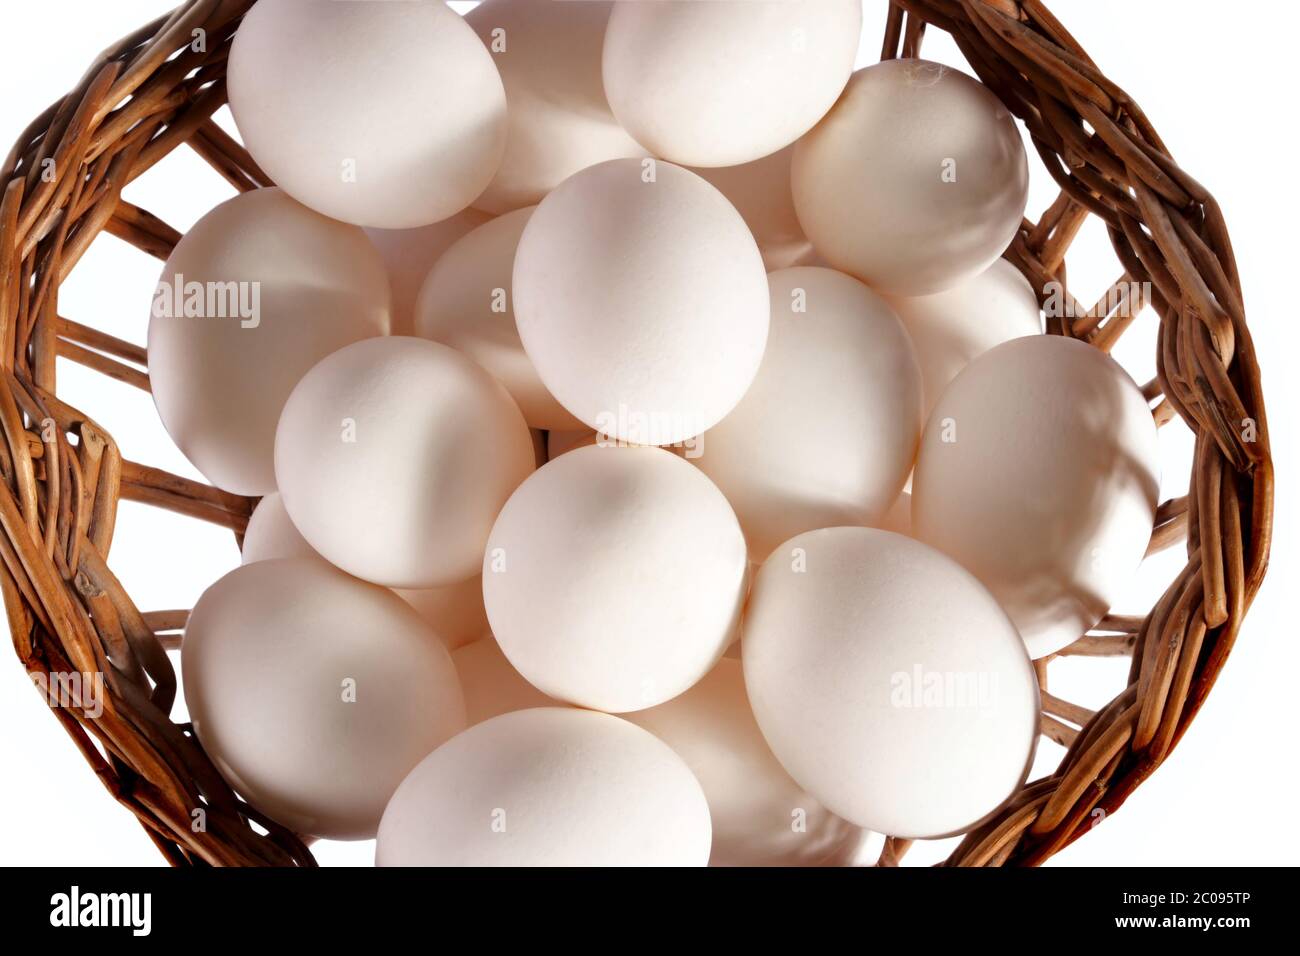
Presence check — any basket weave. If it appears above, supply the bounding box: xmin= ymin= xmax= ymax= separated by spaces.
xmin=0 ymin=0 xmax=1273 ymax=867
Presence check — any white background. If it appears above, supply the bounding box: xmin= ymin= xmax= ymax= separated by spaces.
xmin=0 ymin=0 xmax=1295 ymax=867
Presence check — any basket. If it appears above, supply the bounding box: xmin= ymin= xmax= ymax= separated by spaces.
xmin=0 ymin=0 xmax=1273 ymax=867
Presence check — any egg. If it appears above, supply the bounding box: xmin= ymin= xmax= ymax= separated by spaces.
xmin=465 ymin=0 xmax=646 ymax=214
xmin=365 ymin=210 xmax=492 ymax=336
xmin=453 ymin=637 xmax=558 ymax=727
xmin=793 ymin=59 xmax=1029 ymax=295
xmin=275 ymin=337 xmax=535 ymax=590
xmin=528 ymin=428 xmax=548 ymax=469
xmin=227 ymin=0 xmax=506 ymax=228
xmin=691 ymin=146 xmax=815 ymax=271
xmin=545 ymin=429 xmax=598 ymax=460
xmin=603 ymin=0 xmax=862 ymax=167
xmin=912 ymin=335 xmax=1160 ymax=659
xmin=627 ymin=659 xmax=872 ymax=867
xmin=484 ymin=445 xmax=747 ymax=712
xmin=875 ymin=491 xmax=914 ymax=537
xmin=241 ymin=492 xmax=489 ymax=650
xmin=545 ymin=429 xmax=694 ymax=461
xmin=394 ymin=578 xmax=491 ymax=653
xmin=694 ymin=267 xmax=922 ymax=562
xmin=513 ymin=159 xmax=769 ymax=446
xmin=886 ymin=259 xmax=1043 ymax=420
xmin=183 ymin=558 xmax=465 ymax=840
xmin=240 ymin=491 xmax=314 ymax=565
xmin=743 ymin=528 xmax=1039 ymax=838
xmin=148 ymin=188 xmax=388 ymax=496
xmin=414 ymin=207 xmax=580 ymax=430
xmin=376 ymin=708 xmax=711 ymax=866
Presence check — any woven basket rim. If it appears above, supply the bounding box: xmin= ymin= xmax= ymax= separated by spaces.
xmin=0 ymin=0 xmax=1275 ymax=867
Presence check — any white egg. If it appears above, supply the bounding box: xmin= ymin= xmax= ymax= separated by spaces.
xmin=694 ymin=267 xmax=922 ymax=562
xmin=528 ymin=427 xmax=548 ymax=469
xmin=241 ymin=491 xmax=315 ymax=565
xmin=886 ymin=259 xmax=1044 ymax=420
xmin=627 ymin=659 xmax=872 ymax=867
xmin=513 ymin=159 xmax=769 ymax=446
xmin=453 ymin=637 xmax=558 ymax=727
xmin=275 ymin=337 xmax=535 ymax=589
xmin=545 ymin=429 xmax=693 ymax=461
xmin=414 ymin=208 xmax=580 ymax=430
xmin=691 ymin=146 xmax=814 ymax=271
xmin=856 ymin=830 xmax=889 ymax=867
xmin=148 ymin=188 xmax=388 ymax=496
xmin=603 ymin=0 xmax=862 ymax=167
xmin=376 ymin=708 xmax=711 ymax=866
xmin=912 ymin=336 xmax=1160 ymax=659
xmin=228 ymin=0 xmax=506 ymax=228
xmin=241 ymin=492 xmax=489 ymax=650
xmin=875 ymin=491 xmax=913 ymax=537
xmin=465 ymin=0 xmax=646 ymax=214
xmin=365 ymin=210 xmax=492 ymax=336
xmin=545 ymin=429 xmax=598 ymax=460
xmin=484 ymin=445 xmax=747 ymax=712
xmin=793 ymin=59 xmax=1029 ymax=295
xmin=743 ymin=528 xmax=1039 ymax=838
xmin=183 ymin=558 xmax=465 ymax=840
xmin=394 ymin=579 xmax=490 ymax=653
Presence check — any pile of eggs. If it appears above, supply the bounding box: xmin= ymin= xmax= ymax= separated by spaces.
xmin=156 ymin=0 xmax=1161 ymax=866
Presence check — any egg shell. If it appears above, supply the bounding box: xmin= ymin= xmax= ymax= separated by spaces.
xmin=484 ymin=445 xmax=748 ymax=712
xmin=393 ymin=577 xmax=490 ymax=653
xmin=691 ymin=146 xmax=814 ymax=271
xmin=513 ymin=159 xmax=769 ymax=446
xmin=148 ymin=188 xmax=388 ymax=496
xmin=365 ymin=210 xmax=493 ymax=336
xmin=743 ymin=528 xmax=1039 ymax=838
xmin=465 ymin=0 xmax=646 ymax=214
xmin=414 ymin=207 xmax=581 ymax=430
xmin=603 ymin=0 xmax=862 ymax=167
xmin=241 ymin=491 xmax=315 ymax=565
xmin=529 ymin=428 xmax=548 ymax=469
xmin=545 ymin=429 xmax=693 ymax=461
xmin=694 ymin=267 xmax=922 ymax=562
xmin=241 ymin=492 xmax=489 ymax=650
xmin=183 ymin=558 xmax=466 ymax=840
xmin=453 ymin=637 xmax=558 ymax=727
xmin=912 ymin=335 xmax=1160 ymax=658
xmin=545 ymin=429 xmax=598 ymax=460
xmin=228 ymin=0 xmax=506 ymax=228
xmin=457 ymin=568 xmax=748 ymax=727
xmin=874 ymin=491 xmax=914 ymax=538
xmin=793 ymin=59 xmax=1029 ymax=295
xmin=627 ymin=659 xmax=872 ymax=867
xmin=275 ymin=336 xmax=535 ymax=589
xmin=376 ymin=708 xmax=712 ymax=866
xmin=885 ymin=258 xmax=1044 ymax=420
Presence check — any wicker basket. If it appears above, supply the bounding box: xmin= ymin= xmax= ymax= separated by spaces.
xmin=0 ymin=0 xmax=1273 ymax=867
